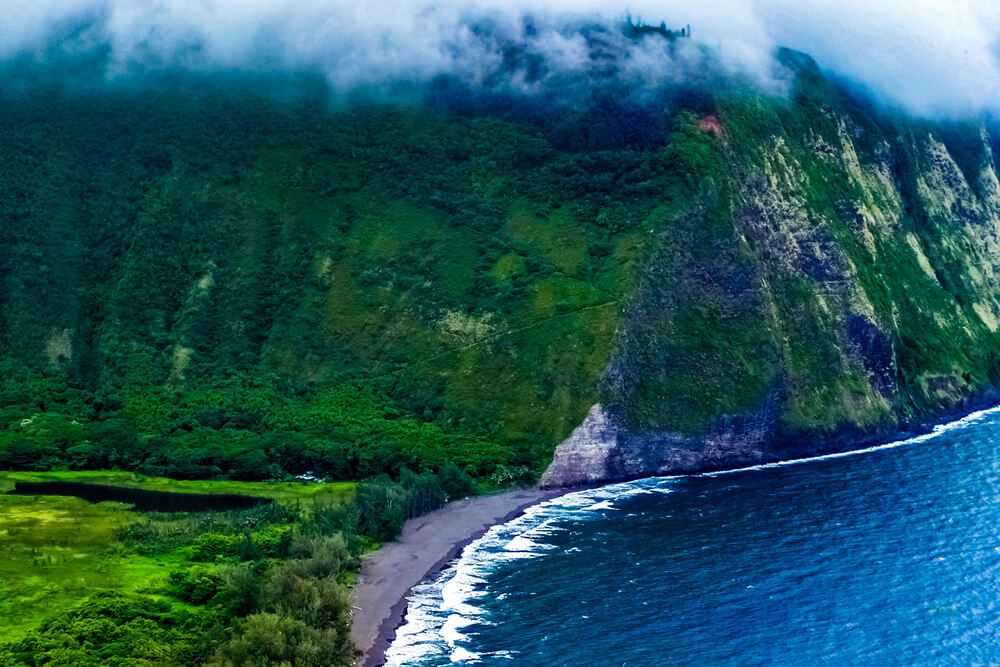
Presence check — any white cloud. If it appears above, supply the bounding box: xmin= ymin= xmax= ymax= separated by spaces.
xmin=3 ymin=0 xmax=1000 ymax=117
xmin=752 ymin=0 xmax=1000 ymax=116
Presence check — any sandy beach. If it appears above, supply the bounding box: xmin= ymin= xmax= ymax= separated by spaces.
xmin=351 ymin=487 xmax=560 ymax=666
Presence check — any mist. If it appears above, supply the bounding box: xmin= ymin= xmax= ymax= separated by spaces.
xmin=5 ymin=1 xmax=1000 ymax=118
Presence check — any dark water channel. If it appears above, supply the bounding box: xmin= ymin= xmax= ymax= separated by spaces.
xmin=10 ymin=481 xmax=270 ymax=512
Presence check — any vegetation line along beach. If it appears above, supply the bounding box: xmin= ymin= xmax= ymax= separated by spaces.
xmin=6 ymin=3 xmax=1000 ymax=665
xmin=352 ymin=488 xmax=559 ymax=666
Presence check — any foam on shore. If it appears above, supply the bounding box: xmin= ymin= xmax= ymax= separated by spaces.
xmin=384 ymin=476 xmax=678 ymax=664
xmin=384 ymin=405 xmax=1000 ymax=665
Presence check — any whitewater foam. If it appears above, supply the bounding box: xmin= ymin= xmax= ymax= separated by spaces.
xmin=697 ymin=405 xmax=1000 ymax=478
xmin=384 ymin=477 xmax=677 ymax=665
xmin=384 ymin=405 xmax=1000 ymax=665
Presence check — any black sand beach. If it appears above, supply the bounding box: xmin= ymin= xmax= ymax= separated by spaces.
xmin=351 ymin=488 xmax=560 ymax=666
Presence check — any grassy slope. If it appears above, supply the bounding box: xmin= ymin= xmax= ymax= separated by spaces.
xmin=3 ymin=58 xmax=1000 ymax=484
xmin=0 ymin=473 xmax=352 ymax=644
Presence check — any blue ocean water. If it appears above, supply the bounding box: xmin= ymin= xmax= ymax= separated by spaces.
xmin=386 ymin=408 xmax=1000 ymax=665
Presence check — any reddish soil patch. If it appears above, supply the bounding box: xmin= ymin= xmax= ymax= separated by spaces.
xmin=698 ymin=115 xmax=725 ymax=140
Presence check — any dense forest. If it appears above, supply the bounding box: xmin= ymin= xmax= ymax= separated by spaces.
xmin=4 ymin=48 xmax=1000 ymax=487
xmin=0 ymin=48 xmax=717 ymax=484
xmin=5 ymin=16 xmax=1000 ymax=664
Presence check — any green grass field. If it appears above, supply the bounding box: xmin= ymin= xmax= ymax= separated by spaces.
xmin=0 ymin=471 xmax=355 ymax=506
xmin=0 ymin=472 xmax=355 ymax=644
xmin=0 ymin=493 xmax=170 ymax=643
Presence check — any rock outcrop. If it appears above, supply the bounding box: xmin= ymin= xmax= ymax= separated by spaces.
xmin=541 ymin=397 xmax=780 ymax=488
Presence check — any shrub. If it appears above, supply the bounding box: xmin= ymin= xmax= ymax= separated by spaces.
xmin=169 ymin=565 xmax=224 ymax=605
xmin=215 ymin=563 xmax=262 ymax=617
xmin=192 ymin=533 xmax=243 ymax=561
xmin=209 ymin=612 xmax=350 ymax=667
xmin=437 ymin=460 xmax=476 ymax=499
xmin=250 ymin=524 xmax=293 ymax=558
xmin=353 ymin=477 xmax=409 ymax=542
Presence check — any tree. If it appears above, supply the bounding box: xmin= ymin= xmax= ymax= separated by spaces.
xmin=210 ymin=612 xmax=350 ymax=667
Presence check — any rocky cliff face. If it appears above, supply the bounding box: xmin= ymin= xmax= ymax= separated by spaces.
xmin=545 ymin=54 xmax=1000 ymax=486
xmin=4 ymin=52 xmax=1000 ymax=485
xmin=541 ymin=402 xmax=776 ymax=487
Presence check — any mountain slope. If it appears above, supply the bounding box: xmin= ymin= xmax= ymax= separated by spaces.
xmin=3 ymin=51 xmax=1000 ymax=486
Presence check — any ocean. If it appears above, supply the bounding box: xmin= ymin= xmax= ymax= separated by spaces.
xmin=386 ymin=407 xmax=1000 ymax=665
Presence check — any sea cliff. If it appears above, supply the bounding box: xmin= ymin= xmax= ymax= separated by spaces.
xmin=4 ymin=50 xmax=1000 ymax=487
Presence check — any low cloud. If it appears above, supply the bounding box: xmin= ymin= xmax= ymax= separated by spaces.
xmin=753 ymin=0 xmax=1000 ymax=117
xmin=5 ymin=1 xmax=1000 ymax=117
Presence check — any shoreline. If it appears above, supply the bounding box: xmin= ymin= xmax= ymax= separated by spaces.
xmin=351 ymin=487 xmax=562 ymax=667
xmin=351 ymin=397 xmax=1000 ymax=666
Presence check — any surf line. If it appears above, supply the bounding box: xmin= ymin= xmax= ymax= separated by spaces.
xmin=385 ymin=404 xmax=1000 ymax=664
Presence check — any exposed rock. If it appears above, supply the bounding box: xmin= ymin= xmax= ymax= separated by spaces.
xmin=44 ymin=328 xmax=73 ymax=367
xmin=542 ymin=395 xmax=781 ymax=488
xmin=540 ymin=404 xmax=619 ymax=488
xmin=845 ymin=314 xmax=896 ymax=397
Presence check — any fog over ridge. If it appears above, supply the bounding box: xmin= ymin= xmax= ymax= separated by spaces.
xmin=6 ymin=0 xmax=1000 ymax=117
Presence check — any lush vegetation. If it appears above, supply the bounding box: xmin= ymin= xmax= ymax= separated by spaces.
xmin=0 ymin=469 xmax=471 ymax=665
xmin=0 ymin=68 xmax=682 ymax=483
xmin=5 ymin=53 xmax=999 ymax=485
xmin=5 ymin=42 xmax=1000 ymax=664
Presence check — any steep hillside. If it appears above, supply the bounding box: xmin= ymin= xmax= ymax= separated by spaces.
xmin=545 ymin=54 xmax=1000 ymax=484
xmin=3 ymin=51 xmax=1000 ymax=486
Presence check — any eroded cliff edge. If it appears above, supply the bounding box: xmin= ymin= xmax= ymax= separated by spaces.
xmin=5 ymin=49 xmax=1000 ymax=488
xmin=547 ymin=52 xmax=1000 ymax=486
xmin=540 ymin=392 xmax=999 ymax=488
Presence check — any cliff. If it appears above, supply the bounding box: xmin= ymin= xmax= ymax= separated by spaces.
xmin=545 ymin=53 xmax=1000 ymax=485
xmin=2 ymin=51 xmax=1000 ymax=486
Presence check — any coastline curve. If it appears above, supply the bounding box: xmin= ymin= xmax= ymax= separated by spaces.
xmin=371 ymin=403 xmax=1000 ymax=665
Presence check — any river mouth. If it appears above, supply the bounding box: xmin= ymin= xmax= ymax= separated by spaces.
xmin=8 ymin=480 xmax=271 ymax=512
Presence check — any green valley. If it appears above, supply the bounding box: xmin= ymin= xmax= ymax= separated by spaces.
xmin=5 ymin=29 xmax=1000 ymax=665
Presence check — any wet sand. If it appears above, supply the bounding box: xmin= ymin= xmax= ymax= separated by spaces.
xmin=351 ymin=487 xmax=560 ymax=666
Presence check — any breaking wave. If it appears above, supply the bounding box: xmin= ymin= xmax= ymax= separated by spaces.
xmin=384 ymin=477 xmax=678 ymax=664
xmin=384 ymin=404 xmax=1000 ymax=665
